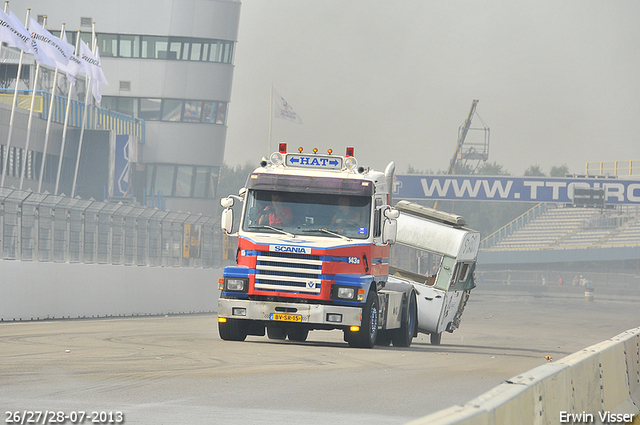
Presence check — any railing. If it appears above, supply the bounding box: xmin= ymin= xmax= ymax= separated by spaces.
xmin=0 ymin=187 xmax=221 ymax=268
xmin=479 ymin=203 xmax=547 ymax=249
xmin=585 ymin=159 xmax=640 ymax=176
xmin=0 ymin=89 xmax=145 ymax=143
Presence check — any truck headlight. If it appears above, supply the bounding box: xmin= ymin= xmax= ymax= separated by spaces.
xmin=225 ymin=278 xmax=248 ymax=292
xmin=333 ymin=285 xmax=356 ymax=300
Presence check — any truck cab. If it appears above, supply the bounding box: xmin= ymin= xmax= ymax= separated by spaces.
xmin=218 ymin=145 xmax=403 ymax=348
xmin=217 ymin=145 xmax=480 ymax=348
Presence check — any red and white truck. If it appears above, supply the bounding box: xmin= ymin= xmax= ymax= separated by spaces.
xmin=218 ymin=145 xmax=480 ymax=348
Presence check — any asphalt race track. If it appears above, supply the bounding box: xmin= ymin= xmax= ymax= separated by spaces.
xmin=2 ymin=285 xmax=640 ymax=425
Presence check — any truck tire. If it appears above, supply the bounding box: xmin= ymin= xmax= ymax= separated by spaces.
xmin=218 ymin=318 xmax=249 ymax=341
xmin=430 ymin=332 xmax=442 ymax=345
xmin=267 ymin=326 xmax=287 ymax=340
xmin=287 ymin=327 xmax=309 ymax=342
xmin=348 ymin=290 xmax=378 ymax=348
xmin=392 ymin=292 xmax=417 ymax=347
xmin=375 ymin=330 xmax=392 ymax=346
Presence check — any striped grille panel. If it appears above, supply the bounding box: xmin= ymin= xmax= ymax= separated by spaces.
xmin=255 ymin=251 xmax=323 ymax=294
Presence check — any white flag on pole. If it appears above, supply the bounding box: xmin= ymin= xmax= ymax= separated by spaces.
xmin=272 ymin=87 xmax=302 ymax=124
xmin=79 ymin=39 xmax=108 ymax=104
xmin=60 ymin=48 xmax=84 ymax=86
xmin=29 ymin=18 xmax=74 ymax=69
xmin=0 ymin=9 xmax=34 ymax=54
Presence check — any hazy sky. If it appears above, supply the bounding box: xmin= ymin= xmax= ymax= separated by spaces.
xmin=224 ymin=1 xmax=640 ymax=176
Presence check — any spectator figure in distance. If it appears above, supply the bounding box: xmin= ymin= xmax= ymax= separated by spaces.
xmin=258 ymin=193 xmax=292 ymax=226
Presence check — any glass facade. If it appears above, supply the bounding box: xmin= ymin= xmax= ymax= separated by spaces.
xmin=55 ymin=32 xmax=235 ymax=65
xmin=145 ymin=164 xmax=218 ymax=199
xmin=101 ymin=97 xmax=228 ymax=125
xmin=46 ymin=16 xmax=235 ymax=207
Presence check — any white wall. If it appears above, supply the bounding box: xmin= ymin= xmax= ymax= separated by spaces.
xmin=0 ymin=260 xmax=222 ymax=321
xmin=408 ymin=326 xmax=640 ymax=425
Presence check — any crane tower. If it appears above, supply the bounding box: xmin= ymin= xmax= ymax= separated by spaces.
xmin=446 ymin=100 xmax=490 ymax=175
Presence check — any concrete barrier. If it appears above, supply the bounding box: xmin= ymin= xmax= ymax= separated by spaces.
xmin=408 ymin=327 xmax=640 ymax=425
xmin=0 ymin=260 xmax=222 ymax=321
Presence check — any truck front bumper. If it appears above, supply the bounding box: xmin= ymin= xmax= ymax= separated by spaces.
xmin=218 ymin=298 xmax=363 ymax=327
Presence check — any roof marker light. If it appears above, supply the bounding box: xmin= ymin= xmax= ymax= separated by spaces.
xmin=327 ymin=149 xmax=333 ymax=154
xmin=346 ymin=147 xmax=355 ymax=157
xmin=278 ymin=143 xmax=287 ymax=154
xmin=313 ymin=147 xmax=318 ymax=154
xmin=298 ymin=146 xmax=304 ymax=153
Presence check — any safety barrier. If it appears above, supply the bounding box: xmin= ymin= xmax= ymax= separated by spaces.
xmin=0 ymin=186 xmax=224 ymax=321
xmin=0 ymin=187 xmax=222 ymax=268
xmin=408 ymin=327 xmax=640 ymax=425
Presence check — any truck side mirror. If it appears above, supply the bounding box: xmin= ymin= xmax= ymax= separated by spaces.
xmin=221 ymin=197 xmax=234 ymax=208
xmin=221 ymin=208 xmax=234 ymax=234
xmin=381 ymin=207 xmax=398 ymax=244
xmin=382 ymin=217 xmax=397 ymax=244
xmin=384 ymin=208 xmax=400 ymax=220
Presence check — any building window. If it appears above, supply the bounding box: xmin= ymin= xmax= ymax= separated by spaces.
xmin=146 ymin=164 xmax=219 ymax=199
xmin=139 ymin=98 xmax=162 ymax=121
xmin=142 ymin=36 xmax=166 ymax=59
xmin=116 ymin=97 xmax=135 ymax=117
xmin=162 ymin=99 xmax=183 ymax=122
xmin=98 ymin=33 xmax=118 ymax=57
xmin=183 ymin=101 xmax=203 ymax=122
xmin=88 ymin=33 xmax=235 ymax=64
xmin=193 ymin=167 xmax=209 ymax=198
xmin=119 ymin=35 xmax=140 ymax=58
xmin=215 ymin=103 xmax=226 ymax=125
xmin=175 ymin=166 xmax=193 ymax=197
xmin=103 ymin=97 xmax=228 ymax=125
xmin=203 ymin=102 xmax=216 ymax=123
xmin=154 ymin=164 xmax=175 ymax=196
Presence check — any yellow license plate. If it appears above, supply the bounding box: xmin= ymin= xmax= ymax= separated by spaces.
xmin=270 ymin=313 xmax=302 ymax=322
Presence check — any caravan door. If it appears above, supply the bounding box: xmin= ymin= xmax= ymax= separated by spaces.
xmin=415 ymin=255 xmax=455 ymax=335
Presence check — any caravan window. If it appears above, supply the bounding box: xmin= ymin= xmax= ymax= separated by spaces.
xmin=449 ymin=262 xmax=476 ymax=291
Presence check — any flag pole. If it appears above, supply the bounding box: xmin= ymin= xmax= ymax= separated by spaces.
xmin=38 ymin=23 xmax=65 ymax=193
xmin=54 ymin=30 xmax=81 ymax=195
xmin=1 ymin=7 xmax=29 ymax=188
xmin=19 ymin=15 xmax=46 ymax=189
xmin=71 ymin=23 xmax=95 ymax=198
xmin=0 ymin=1 xmax=6 ymax=56
xmin=268 ymin=82 xmax=273 ymax=156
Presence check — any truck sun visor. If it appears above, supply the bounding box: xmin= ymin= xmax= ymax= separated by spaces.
xmin=246 ymin=174 xmax=374 ymax=196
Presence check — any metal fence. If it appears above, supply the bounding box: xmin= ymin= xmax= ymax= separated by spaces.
xmin=0 ymin=187 xmax=222 ymax=268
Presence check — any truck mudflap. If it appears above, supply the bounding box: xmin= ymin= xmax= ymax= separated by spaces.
xmin=218 ymin=298 xmax=363 ymax=327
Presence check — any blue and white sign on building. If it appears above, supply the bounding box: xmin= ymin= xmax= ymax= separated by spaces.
xmin=286 ymin=154 xmax=343 ymax=170
xmin=393 ymin=175 xmax=640 ymax=205
xmin=111 ymin=135 xmax=138 ymax=198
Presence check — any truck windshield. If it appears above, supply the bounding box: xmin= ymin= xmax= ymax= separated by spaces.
xmin=242 ymin=190 xmax=371 ymax=239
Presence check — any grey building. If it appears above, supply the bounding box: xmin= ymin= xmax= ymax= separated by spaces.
xmin=0 ymin=0 xmax=241 ymax=216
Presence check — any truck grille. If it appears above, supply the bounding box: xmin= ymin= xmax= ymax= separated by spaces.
xmin=254 ymin=251 xmax=323 ymax=294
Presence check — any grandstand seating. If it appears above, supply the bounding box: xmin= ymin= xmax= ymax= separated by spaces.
xmin=484 ymin=204 xmax=640 ymax=250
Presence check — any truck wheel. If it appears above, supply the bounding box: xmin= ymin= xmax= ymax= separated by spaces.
xmin=430 ymin=332 xmax=442 ymax=345
xmin=392 ymin=292 xmax=417 ymax=347
xmin=287 ymin=327 xmax=309 ymax=342
xmin=218 ymin=318 xmax=249 ymax=341
xmin=267 ymin=326 xmax=287 ymax=340
xmin=348 ymin=291 xmax=378 ymax=348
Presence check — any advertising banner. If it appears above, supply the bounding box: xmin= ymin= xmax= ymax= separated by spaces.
xmin=393 ymin=175 xmax=640 ymax=205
